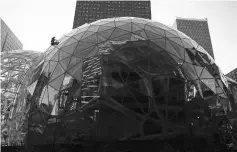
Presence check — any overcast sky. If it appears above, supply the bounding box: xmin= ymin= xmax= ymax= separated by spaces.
xmin=0 ymin=0 xmax=236 ymax=74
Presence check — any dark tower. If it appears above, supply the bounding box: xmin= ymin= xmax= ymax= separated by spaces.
xmin=173 ymin=17 xmax=215 ymax=59
xmin=73 ymin=0 xmax=151 ymax=29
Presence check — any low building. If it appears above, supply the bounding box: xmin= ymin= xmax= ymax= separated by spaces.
xmin=226 ymin=68 xmax=237 ymax=82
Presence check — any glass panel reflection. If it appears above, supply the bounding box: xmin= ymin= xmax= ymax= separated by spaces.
xmin=50 ymin=64 xmax=65 ymax=81
xmin=48 ymin=85 xmax=59 ymax=109
xmin=49 ymin=74 xmax=65 ymax=90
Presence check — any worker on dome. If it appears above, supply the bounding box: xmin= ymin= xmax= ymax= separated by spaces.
xmin=51 ymin=36 xmax=59 ymax=46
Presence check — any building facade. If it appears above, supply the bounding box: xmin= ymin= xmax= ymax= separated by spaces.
xmin=226 ymin=68 xmax=237 ymax=82
xmin=0 ymin=18 xmax=23 ymax=52
xmin=73 ymin=0 xmax=151 ymax=29
xmin=173 ymin=17 xmax=215 ymax=59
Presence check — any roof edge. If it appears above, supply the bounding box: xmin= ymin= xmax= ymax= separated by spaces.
xmin=77 ymin=0 xmax=150 ymax=1
xmin=175 ymin=17 xmax=208 ymax=22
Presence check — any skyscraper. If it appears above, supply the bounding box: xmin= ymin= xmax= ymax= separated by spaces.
xmin=173 ymin=17 xmax=215 ymax=59
xmin=0 ymin=18 xmax=23 ymax=52
xmin=73 ymin=0 xmax=151 ymax=29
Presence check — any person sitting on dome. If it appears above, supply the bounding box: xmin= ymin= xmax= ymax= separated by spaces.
xmin=51 ymin=36 xmax=59 ymax=45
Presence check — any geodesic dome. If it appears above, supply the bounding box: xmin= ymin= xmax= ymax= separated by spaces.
xmin=0 ymin=50 xmax=42 ymax=104
xmin=0 ymin=50 xmax=43 ymax=145
xmin=10 ymin=17 xmax=235 ymax=146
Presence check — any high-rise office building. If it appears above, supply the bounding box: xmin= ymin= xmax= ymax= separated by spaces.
xmin=0 ymin=18 xmax=23 ymax=52
xmin=173 ymin=17 xmax=215 ymax=59
xmin=73 ymin=0 xmax=151 ymax=29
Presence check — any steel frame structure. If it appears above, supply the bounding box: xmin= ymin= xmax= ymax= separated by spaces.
xmin=0 ymin=50 xmax=43 ymax=145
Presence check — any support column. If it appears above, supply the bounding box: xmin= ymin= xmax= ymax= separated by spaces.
xmin=163 ymin=76 xmax=169 ymax=134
